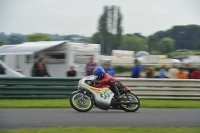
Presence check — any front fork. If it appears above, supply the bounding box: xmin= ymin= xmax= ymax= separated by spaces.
xmin=80 ymin=91 xmax=87 ymax=99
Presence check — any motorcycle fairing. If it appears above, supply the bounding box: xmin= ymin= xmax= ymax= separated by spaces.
xmin=80 ymin=76 xmax=114 ymax=110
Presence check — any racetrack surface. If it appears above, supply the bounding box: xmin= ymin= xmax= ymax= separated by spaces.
xmin=0 ymin=108 xmax=199 ymax=129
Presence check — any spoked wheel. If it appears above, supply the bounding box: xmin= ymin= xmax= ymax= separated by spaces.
xmin=120 ymin=92 xmax=140 ymax=112
xmin=70 ymin=92 xmax=93 ymax=112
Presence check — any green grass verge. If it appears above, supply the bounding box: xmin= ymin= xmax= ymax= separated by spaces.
xmin=0 ymin=127 xmax=200 ymax=133
xmin=0 ymin=99 xmax=199 ymax=108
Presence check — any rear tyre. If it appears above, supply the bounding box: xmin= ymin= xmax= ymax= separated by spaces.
xmin=70 ymin=92 xmax=93 ymax=112
xmin=120 ymin=92 xmax=140 ymax=112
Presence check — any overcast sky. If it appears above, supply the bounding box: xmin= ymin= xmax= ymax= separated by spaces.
xmin=0 ymin=0 xmax=199 ymax=37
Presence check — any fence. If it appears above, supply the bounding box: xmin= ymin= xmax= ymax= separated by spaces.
xmin=0 ymin=77 xmax=199 ymax=99
xmin=119 ymin=78 xmax=200 ymax=100
xmin=0 ymin=77 xmax=79 ymax=99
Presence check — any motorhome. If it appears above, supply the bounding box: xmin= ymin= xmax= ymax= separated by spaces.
xmin=0 ymin=41 xmax=100 ymax=77
xmin=138 ymin=55 xmax=177 ymax=66
xmin=111 ymin=50 xmax=135 ymax=66
xmin=182 ymin=56 xmax=200 ymax=66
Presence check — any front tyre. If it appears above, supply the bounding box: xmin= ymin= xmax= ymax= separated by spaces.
xmin=70 ymin=92 xmax=93 ymax=112
xmin=120 ymin=92 xmax=140 ymax=112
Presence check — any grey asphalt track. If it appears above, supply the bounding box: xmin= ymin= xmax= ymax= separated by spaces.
xmin=0 ymin=108 xmax=200 ymax=129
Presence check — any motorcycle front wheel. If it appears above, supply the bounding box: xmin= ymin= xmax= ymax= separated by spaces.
xmin=120 ymin=92 xmax=140 ymax=112
xmin=70 ymin=92 xmax=93 ymax=112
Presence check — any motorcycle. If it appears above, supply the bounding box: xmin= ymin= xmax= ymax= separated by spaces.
xmin=70 ymin=75 xmax=140 ymax=112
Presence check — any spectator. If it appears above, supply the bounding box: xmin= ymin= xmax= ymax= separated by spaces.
xmin=0 ymin=65 xmax=5 ymax=74
xmin=67 ymin=65 xmax=76 ymax=77
xmin=86 ymin=55 xmax=97 ymax=76
xmin=168 ymin=64 xmax=179 ymax=78
xmin=184 ymin=64 xmax=193 ymax=79
xmin=175 ymin=67 xmax=188 ymax=79
xmin=191 ymin=66 xmax=200 ymax=79
xmin=131 ymin=59 xmax=142 ymax=78
xmin=146 ymin=67 xmax=154 ymax=78
xmin=159 ymin=65 xmax=168 ymax=78
xmin=104 ymin=62 xmax=116 ymax=77
xmin=31 ymin=58 xmax=51 ymax=77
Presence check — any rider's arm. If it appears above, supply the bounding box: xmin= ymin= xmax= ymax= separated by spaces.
xmin=98 ymin=78 xmax=110 ymax=84
xmin=98 ymin=74 xmax=111 ymax=84
xmin=98 ymin=74 xmax=119 ymax=84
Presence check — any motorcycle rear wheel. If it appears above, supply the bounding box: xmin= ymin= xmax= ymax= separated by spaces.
xmin=120 ymin=92 xmax=140 ymax=112
xmin=70 ymin=92 xmax=93 ymax=112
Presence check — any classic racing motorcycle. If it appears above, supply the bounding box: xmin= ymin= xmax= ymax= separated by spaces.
xmin=70 ymin=75 xmax=140 ymax=112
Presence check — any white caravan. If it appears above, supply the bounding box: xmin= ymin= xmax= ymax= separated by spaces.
xmin=0 ymin=41 xmax=101 ymax=77
xmin=111 ymin=50 xmax=135 ymax=66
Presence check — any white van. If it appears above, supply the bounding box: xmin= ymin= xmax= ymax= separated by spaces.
xmin=0 ymin=41 xmax=101 ymax=77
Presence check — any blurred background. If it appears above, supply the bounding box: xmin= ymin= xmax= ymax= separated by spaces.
xmin=0 ymin=1 xmax=200 ymax=131
xmin=0 ymin=0 xmax=200 ymax=77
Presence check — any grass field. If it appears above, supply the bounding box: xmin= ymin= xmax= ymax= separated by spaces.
xmin=0 ymin=99 xmax=199 ymax=108
xmin=0 ymin=127 xmax=200 ymax=133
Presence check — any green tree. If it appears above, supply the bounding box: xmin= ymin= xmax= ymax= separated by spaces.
xmin=98 ymin=6 xmax=109 ymax=54
xmin=148 ymin=35 xmax=159 ymax=52
xmin=27 ymin=33 xmax=52 ymax=42
xmin=0 ymin=32 xmax=8 ymax=43
xmin=158 ymin=37 xmax=175 ymax=54
xmin=90 ymin=32 xmax=101 ymax=44
xmin=122 ymin=35 xmax=147 ymax=52
xmin=151 ymin=50 xmax=161 ymax=55
xmin=0 ymin=40 xmax=5 ymax=46
xmin=115 ymin=7 xmax=122 ymax=50
xmin=132 ymin=33 xmax=146 ymax=39
xmin=152 ymin=24 xmax=200 ymax=50
xmin=98 ymin=6 xmax=123 ymax=54
xmin=196 ymin=40 xmax=200 ymax=50
xmin=7 ymin=35 xmax=23 ymax=44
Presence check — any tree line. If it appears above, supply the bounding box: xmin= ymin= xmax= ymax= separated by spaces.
xmin=148 ymin=25 xmax=200 ymax=53
xmin=0 ymin=33 xmax=91 ymax=46
xmin=90 ymin=6 xmax=200 ymax=55
xmin=1 ymin=6 xmax=200 ymax=55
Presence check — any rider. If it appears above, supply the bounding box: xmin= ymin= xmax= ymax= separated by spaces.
xmin=93 ymin=66 xmax=124 ymax=99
